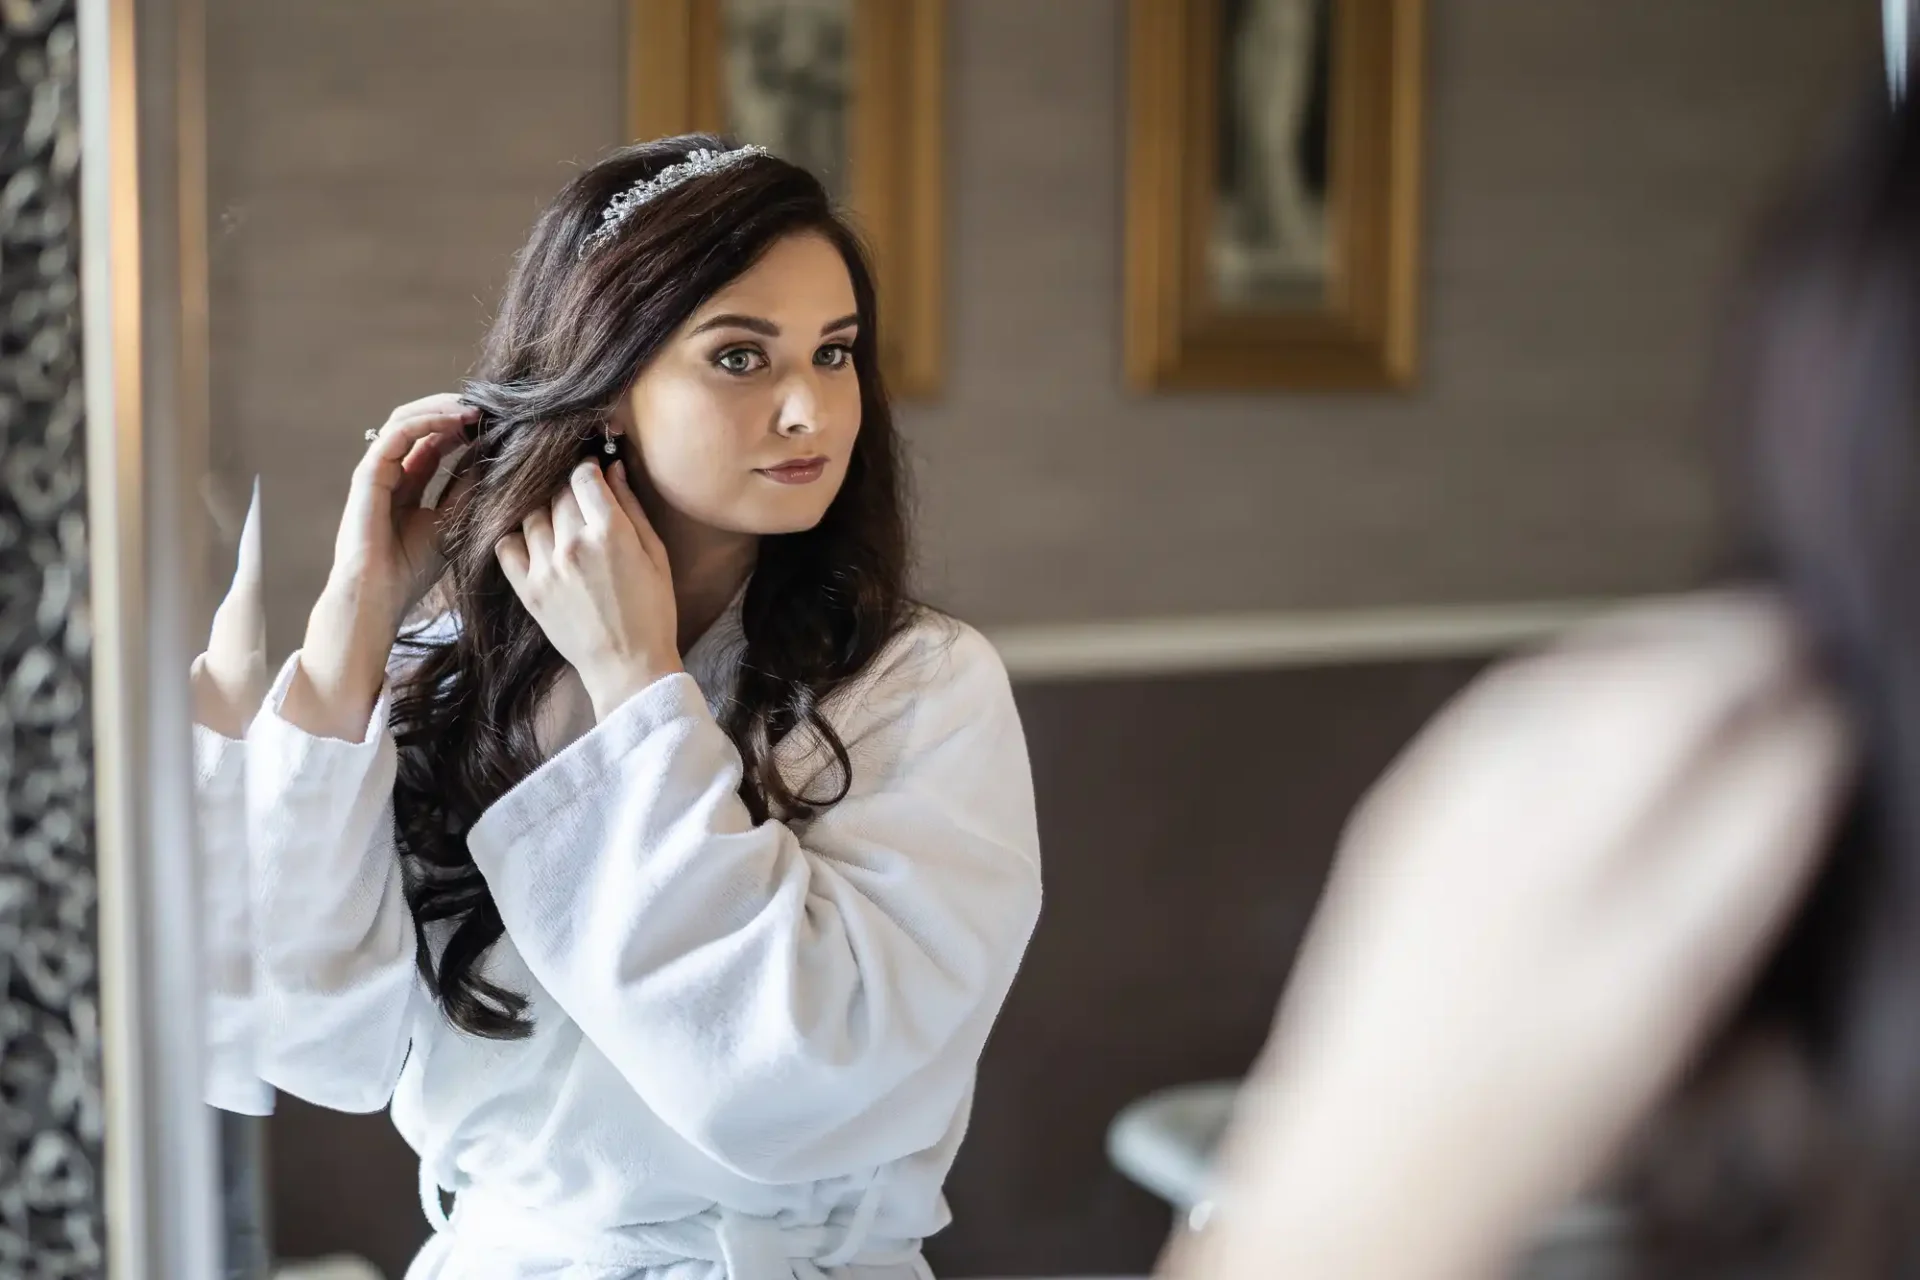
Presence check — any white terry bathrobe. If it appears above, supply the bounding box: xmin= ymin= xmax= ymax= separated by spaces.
xmin=230 ymin=598 xmax=1042 ymax=1280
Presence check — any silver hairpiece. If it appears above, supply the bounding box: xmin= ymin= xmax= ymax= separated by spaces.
xmin=578 ymin=145 xmax=770 ymax=259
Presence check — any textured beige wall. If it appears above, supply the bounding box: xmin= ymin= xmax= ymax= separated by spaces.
xmin=909 ymin=0 xmax=1875 ymax=625
xmin=207 ymin=0 xmax=1877 ymax=642
xmin=206 ymin=0 xmax=629 ymax=647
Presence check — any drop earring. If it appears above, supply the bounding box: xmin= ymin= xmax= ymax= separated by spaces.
xmin=603 ymin=429 xmax=619 ymax=457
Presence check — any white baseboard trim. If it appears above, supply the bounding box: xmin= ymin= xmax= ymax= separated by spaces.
xmin=985 ymin=596 xmax=1666 ymax=682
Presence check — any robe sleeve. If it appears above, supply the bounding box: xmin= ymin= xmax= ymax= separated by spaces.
xmin=193 ymin=723 xmax=275 ymax=1116
xmin=243 ymin=655 xmax=419 ymax=1113
xmin=466 ymin=622 xmax=1043 ymax=1184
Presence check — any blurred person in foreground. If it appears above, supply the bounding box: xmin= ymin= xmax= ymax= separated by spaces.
xmin=1169 ymin=92 xmax=1920 ymax=1279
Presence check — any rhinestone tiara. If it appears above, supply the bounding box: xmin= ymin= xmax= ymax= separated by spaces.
xmin=578 ymin=144 xmax=770 ymax=259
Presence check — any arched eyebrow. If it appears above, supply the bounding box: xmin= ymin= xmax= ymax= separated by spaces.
xmin=688 ymin=312 xmax=861 ymax=338
xmin=690 ymin=313 xmax=779 ymax=337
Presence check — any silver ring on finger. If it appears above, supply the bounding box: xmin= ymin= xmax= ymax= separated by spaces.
xmin=364 ymin=428 xmax=379 ymax=442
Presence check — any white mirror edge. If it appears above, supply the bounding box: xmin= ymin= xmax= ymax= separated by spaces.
xmin=78 ymin=0 xmax=223 ymax=1276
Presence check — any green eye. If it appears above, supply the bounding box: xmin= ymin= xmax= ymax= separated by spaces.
xmin=716 ymin=348 xmax=765 ymax=375
xmin=816 ymin=344 xmax=854 ymax=369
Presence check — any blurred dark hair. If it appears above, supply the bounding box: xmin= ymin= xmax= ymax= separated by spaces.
xmin=387 ymin=135 xmax=911 ymax=1038
xmin=1628 ymin=94 xmax=1920 ymax=1275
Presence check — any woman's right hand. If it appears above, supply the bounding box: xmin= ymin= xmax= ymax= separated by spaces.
xmin=285 ymin=395 xmax=477 ymax=741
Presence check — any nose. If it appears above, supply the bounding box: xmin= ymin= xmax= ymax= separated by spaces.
xmin=773 ymin=368 xmax=820 ymax=438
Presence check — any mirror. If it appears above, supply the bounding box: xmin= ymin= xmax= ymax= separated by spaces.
xmin=56 ymin=1 xmax=1883 ymax=1277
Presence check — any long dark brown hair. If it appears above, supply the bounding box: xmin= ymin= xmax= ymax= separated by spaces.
xmin=1623 ymin=94 xmax=1920 ymax=1275
xmin=388 ymin=136 xmax=911 ymax=1039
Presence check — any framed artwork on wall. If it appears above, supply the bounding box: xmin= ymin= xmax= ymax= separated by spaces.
xmin=630 ymin=0 xmax=945 ymax=397
xmin=1126 ymin=0 xmax=1426 ymax=391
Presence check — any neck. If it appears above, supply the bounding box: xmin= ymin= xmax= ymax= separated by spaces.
xmin=641 ymin=494 xmax=758 ymax=653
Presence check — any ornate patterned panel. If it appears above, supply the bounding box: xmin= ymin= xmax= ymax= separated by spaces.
xmin=0 ymin=3 xmax=107 ymax=1276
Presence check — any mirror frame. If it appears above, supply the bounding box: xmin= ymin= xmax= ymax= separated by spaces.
xmin=78 ymin=0 xmax=223 ymax=1274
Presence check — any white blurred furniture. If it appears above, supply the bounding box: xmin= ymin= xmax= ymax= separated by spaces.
xmin=272 ymin=1257 xmax=384 ymax=1280
xmin=1106 ymin=1080 xmax=1637 ymax=1277
xmin=1106 ymin=1080 xmax=1239 ymax=1216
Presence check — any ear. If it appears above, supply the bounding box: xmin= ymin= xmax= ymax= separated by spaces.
xmin=605 ymin=391 xmax=637 ymax=435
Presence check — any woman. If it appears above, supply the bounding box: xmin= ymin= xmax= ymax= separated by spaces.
xmin=1168 ymin=94 xmax=1920 ymax=1280
xmin=210 ymin=137 xmax=1042 ymax=1279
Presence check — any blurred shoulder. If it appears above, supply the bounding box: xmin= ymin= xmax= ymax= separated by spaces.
xmin=780 ymin=607 xmax=1030 ymax=802
xmin=814 ymin=606 xmax=1019 ymax=742
xmin=867 ymin=606 xmax=1014 ymax=705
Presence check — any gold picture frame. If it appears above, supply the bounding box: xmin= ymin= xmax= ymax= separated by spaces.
xmin=629 ymin=0 xmax=946 ymax=398
xmin=1125 ymin=0 xmax=1426 ymax=392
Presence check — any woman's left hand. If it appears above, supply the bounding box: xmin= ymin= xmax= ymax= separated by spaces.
xmin=496 ymin=460 xmax=682 ymax=719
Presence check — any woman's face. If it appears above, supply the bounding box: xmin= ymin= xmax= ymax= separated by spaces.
xmin=621 ymin=231 xmax=863 ymax=536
